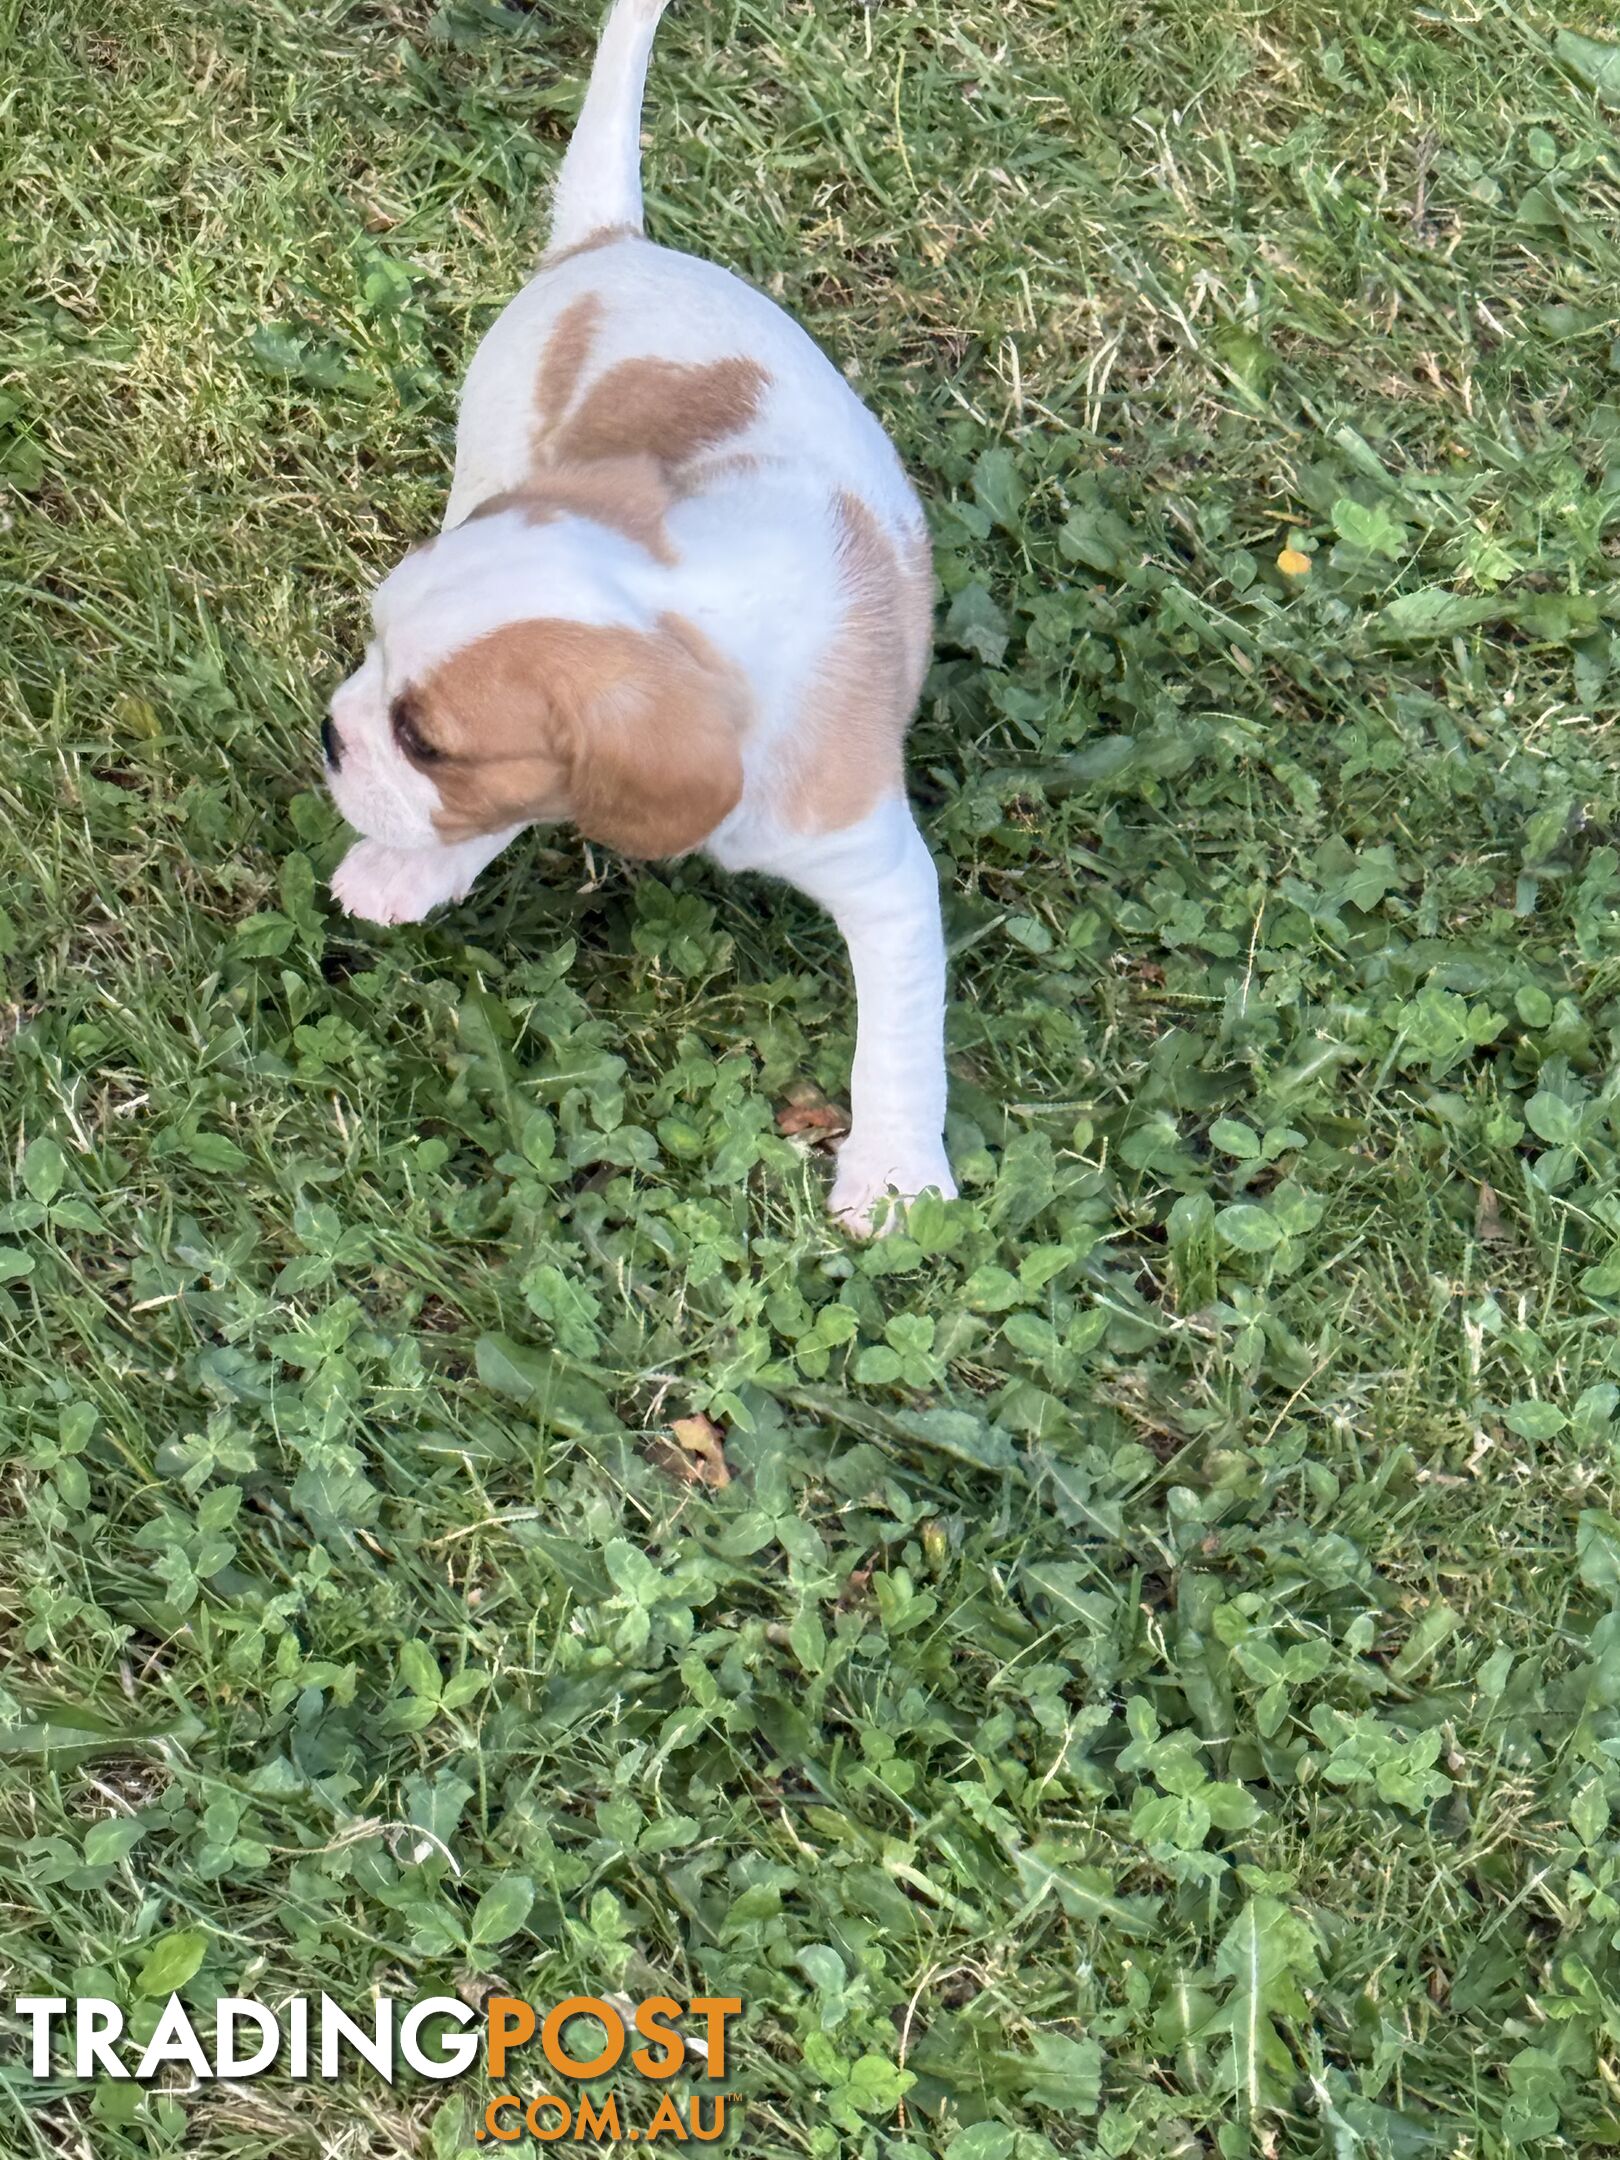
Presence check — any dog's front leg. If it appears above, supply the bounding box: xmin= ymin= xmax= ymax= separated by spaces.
xmin=330 ymin=825 xmax=527 ymax=927
xmin=774 ymin=798 xmax=956 ymax=1235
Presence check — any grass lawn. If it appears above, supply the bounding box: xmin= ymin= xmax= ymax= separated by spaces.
xmin=5 ymin=0 xmax=1620 ymax=2151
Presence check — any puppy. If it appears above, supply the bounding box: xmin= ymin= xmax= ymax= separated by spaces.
xmin=324 ymin=0 xmax=954 ymax=1233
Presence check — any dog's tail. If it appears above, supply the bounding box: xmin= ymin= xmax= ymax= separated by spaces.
xmin=545 ymin=0 xmax=674 ymax=261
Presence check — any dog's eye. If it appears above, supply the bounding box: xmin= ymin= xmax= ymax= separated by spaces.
xmin=390 ymin=694 xmax=443 ymax=764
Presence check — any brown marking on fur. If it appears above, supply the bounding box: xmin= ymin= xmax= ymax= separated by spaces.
xmin=461 ymin=490 xmax=536 ymax=525
xmin=780 ymin=497 xmax=933 ymax=834
xmin=553 ymin=354 xmax=769 ymax=471
xmin=533 ymin=294 xmax=606 ymax=458
xmin=900 ymin=525 xmax=936 ymax=701
xmin=543 ymin=222 xmax=639 ymax=268
xmin=411 ymin=615 xmax=749 ymax=857
xmin=681 ymin=448 xmax=762 ymax=497
xmin=462 ymin=456 xmax=677 ymax=562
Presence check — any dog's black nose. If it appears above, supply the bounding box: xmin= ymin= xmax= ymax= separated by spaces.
xmin=321 ymin=715 xmax=341 ymax=770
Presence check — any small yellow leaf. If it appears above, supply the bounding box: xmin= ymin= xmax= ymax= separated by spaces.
xmin=113 ymin=694 xmax=162 ymax=739
xmin=666 ymin=1414 xmax=731 ymax=1489
xmin=1277 ymin=547 xmax=1311 ymax=577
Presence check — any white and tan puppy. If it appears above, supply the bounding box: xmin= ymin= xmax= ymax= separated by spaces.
xmin=324 ymin=0 xmax=954 ymax=1232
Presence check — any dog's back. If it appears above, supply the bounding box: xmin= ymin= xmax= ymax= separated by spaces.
xmin=445 ymin=0 xmax=922 ymax=551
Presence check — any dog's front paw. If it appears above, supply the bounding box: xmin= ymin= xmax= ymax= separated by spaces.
xmin=330 ymin=839 xmax=473 ymax=926
xmin=828 ymin=1138 xmax=956 ymax=1239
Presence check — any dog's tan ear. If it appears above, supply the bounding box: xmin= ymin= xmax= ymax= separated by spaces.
xmin=564 ymin=615 xmax=747 ymax=859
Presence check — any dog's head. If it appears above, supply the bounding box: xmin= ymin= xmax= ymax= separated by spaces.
xmin=324 ymin=503 xmax=747 ymax=858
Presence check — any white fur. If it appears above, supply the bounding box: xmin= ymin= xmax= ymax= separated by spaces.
xmin=329 ymin=825 xmax=526 ymax=925
xmin=326 ymin=0 xmax=954 ymax=1232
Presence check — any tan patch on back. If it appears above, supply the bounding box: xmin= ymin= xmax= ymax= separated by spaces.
xmin=464 ymin=456 xmax=677 ymax=562
xmin=532 ymin=291 xmax=765 ymax=488
xmin=552 ymin=354 xmax=768 ymax=471
xmin=534 ymin=294 xmax=606 ymax=459
xmin=411 ymin=615 xmax=749 ymax=858
xmin=542 ymin=223 xmax=639 ymax=269
xmin=780 ymin=498 xmax=933 ymax=835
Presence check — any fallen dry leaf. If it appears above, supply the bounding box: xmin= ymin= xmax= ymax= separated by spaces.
xmin=775 ymin=1081 xmax=851 ymax=1147
xmin=835 ymin=1562 xmax=874 ymax=1613
xmin=657 ymin=1412 xmax=731 ymax=1489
